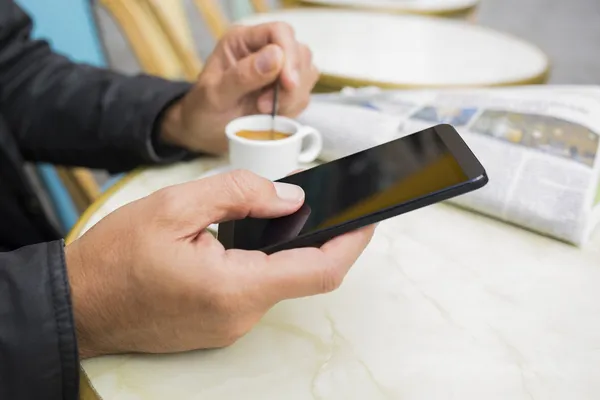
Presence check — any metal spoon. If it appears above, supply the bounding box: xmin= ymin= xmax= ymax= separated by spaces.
xmin=270 ymin=83 xmax=280 ymax=140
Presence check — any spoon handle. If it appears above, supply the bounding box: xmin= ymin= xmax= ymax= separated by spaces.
xmin=270 ymin=83 xmax=280 ymax=138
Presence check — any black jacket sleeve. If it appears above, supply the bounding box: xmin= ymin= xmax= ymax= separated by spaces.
xmin=0 ymin=0 xmax=194 ymax=172
xmin=0 ymin=240 xmax=79 ymax=400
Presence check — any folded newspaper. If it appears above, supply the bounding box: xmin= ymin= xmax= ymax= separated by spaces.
xmin=297 ymin=85 xmax=600 ymax=246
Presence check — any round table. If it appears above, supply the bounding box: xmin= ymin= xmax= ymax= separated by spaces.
xmin=235 ymin=9 xmax=550 ymax=91
xmin=71 ymin=159 xmax=600 ymax=400
xmin=299 ymin=0 xmax=480 ymax=18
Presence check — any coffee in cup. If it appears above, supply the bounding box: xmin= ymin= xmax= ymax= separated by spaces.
xmin=225 ymin=115 xmax=323 ymax=181
xmin=235 ymin=130 xmax=289 ymax=141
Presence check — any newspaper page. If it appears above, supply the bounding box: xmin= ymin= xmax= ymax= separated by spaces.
xmin=298 ymin=86 xmax=600 ymax=246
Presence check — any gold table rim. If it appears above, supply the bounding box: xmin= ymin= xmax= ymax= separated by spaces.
xmin=298 ymin=0 xmax=480 ymax=17
xmin=66 ymin=169 xmax=142 ymax=245
xmin=317 ymin=67 xmax=550 ymax=91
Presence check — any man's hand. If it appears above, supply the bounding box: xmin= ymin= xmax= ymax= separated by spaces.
xmin=66 ymin=170 xmax=374 ymax=358
xmin=161 ymin=22 xmax=319 ymax=155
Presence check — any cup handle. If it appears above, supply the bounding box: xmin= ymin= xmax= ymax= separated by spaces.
xmin=297 ymin=127 xmax=323 ymax=164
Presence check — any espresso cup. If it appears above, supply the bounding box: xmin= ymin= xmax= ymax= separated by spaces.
xmin=225 ymin=115 xmax=323 ymax=181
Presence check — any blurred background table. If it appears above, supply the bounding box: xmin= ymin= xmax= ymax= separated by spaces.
xmin=297 ymin=0 xmax=480 ymax=18
xmin=70 ymin=158 xmax=600 ymax=400
xmin=96 ymin=0 xmax=600 ymax=86
xmin=236 ymin=9 xmax=549 ymax=91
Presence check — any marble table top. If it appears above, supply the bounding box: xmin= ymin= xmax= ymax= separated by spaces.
xmin=235 ymin=9 xmax=549 ymax=88
xmin=73 ymin=159 xmax=600 ymax=400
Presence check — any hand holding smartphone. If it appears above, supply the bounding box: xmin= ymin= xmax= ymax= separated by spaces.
xmin=218 ymin=124 xmax=488 ymax=254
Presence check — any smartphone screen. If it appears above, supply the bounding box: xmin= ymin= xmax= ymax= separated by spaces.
xmin=223 ymin=125 xmax=475 ymax=251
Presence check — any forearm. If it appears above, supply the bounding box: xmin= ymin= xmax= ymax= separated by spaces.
xmin=0 ymin=1 xmax=192 ymax=172
xmin=0 ymin=241 xmax=79 ymax=400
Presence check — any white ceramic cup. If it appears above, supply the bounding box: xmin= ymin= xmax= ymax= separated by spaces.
xmin=225 ymin=115 xmax=323 ymax=181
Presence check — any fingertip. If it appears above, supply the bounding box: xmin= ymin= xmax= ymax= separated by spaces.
xmin=273 ymin=182 xmax=305 ymax=204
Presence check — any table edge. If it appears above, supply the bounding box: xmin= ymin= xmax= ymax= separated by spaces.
xmin=79 ymin=367 xmax=101 ymax=400
xmin=316 ymin=67 xmax=550 ymax=91
xmin=298 ymin=0 xmax=480 ymax=17
xmin=66 ymin=169 xmax=143 ymax=245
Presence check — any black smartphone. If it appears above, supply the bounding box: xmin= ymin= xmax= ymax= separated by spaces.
xmin=218 ymin=124 xmax=488 ymax=254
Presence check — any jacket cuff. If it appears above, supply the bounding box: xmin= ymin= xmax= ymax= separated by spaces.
xmin=0 ymin=240 xmax=79 ymax=399
xmin=146 ymin=82 xmax=191 ymax=163
xmin=52 ymin=240 xmax=80 ymax=399
xmin=143 ymin=78 xmax=193 ymax=163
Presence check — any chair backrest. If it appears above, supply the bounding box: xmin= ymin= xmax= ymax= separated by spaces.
xmin=189 ymin=0 xmax=274 ymax=37
xmin=99 ymin=0 xmax=231 ymax=81
xmin=250 ymin=0 xmax=271 ymax=13
xmin=280 ymin=0 xmax=301 ymax=8
xmin=99 ymin=0 xmax=195 ymax=80
xmin=146 ymin=0 xmax=204 ymax=79
xmin=99 ymin=0 xmax=285 ymax=83
xmin=190 ymin=0 xmax=230 ymax=39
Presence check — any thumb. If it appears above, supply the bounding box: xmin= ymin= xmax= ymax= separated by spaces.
xmin=153 ymin=169 xmax=304 ymax=230
xmin=221 ymin=44 xmax=284 ymax=101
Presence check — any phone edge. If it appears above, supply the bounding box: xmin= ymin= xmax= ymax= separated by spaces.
xmin=259 ymin=173 xmax=488 ymax=254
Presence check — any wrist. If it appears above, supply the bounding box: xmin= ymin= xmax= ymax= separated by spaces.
xmin=65 ymin=242 xmax=102 ymax=359
xmin=159 ymin=99 xmax=187 ymax=149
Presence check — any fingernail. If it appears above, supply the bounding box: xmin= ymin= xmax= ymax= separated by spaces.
xmin=256 ymin=46 xmax=283 ymax=74
xmin=274 ymin=182 xmax=304 ymax=203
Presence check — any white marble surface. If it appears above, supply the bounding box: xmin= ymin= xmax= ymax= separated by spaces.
xmin=235 ymin=9 xmax=549 ymax=87
xmin=301 ymin=0 xmax=479 ymax=14
xmin=78 ymin=159 xmax=600 ymax=400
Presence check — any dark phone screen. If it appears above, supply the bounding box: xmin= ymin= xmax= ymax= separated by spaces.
xmin=229 ymin=126 xmax=469 ymax=250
